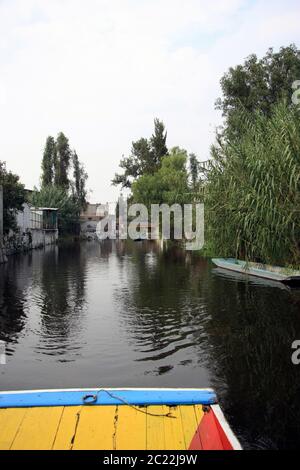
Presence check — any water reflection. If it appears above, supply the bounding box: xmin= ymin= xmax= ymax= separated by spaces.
xmin=0 ymin=261 xmax=28 ymax=348
xmin=0 ymin=240 xmax=300 ymax=448
xmin=36 ymin=244 xmax=87 ymax=358
xmin=114 ymin=243 xmax=210 ymax=372
xmin=201 ymin=267 xmax=300 ymax=449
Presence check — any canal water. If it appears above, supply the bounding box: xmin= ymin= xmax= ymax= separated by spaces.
xmin=0 ymin=240 xmax=300 ymax=449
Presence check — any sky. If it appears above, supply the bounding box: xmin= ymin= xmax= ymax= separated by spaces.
xmin=0 ymin=0 xmax=300 ymax=203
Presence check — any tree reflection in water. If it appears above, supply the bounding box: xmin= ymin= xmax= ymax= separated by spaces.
xmin=1 ymin=240 xmax=300 ymax=448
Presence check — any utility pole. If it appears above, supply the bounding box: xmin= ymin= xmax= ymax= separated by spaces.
xmin=0 ymin=185 xmax=7 ymax=263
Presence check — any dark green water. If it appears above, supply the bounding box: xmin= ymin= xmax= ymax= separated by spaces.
xmin=0 ymin=240 xmax=300 ymax=449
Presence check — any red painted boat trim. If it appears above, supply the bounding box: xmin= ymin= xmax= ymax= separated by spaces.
xmin=188 ymin=425 xmax=203 ymax=450
xmin=212 ymin=408 xmax=233 ymax=450
xmin=189 ymin=406 xmax=236 ymax=450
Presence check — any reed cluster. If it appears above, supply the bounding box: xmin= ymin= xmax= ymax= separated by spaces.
xmin=205 ymin=101 xmax=300 ymax=267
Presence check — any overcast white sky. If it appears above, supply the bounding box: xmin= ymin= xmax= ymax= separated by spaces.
xmin=0 ymin=0 xmax=299 ymax=203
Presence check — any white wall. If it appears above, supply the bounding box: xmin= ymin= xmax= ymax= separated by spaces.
xmin=16 ymin=203 xmax=31 ymax=233
xmin=31 ymin=230 xmax=58 ymax=248
xmin=5 ymin=203 xmax=58 ymax=255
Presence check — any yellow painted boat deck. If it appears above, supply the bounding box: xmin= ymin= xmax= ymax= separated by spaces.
xmin=0 ymin=404 xmax=204 ymax=450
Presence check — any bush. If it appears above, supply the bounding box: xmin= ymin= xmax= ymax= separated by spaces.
xmin=0 ymin=162 xmax=26 ymax=234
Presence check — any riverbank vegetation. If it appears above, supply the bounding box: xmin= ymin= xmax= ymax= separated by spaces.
xmin=32 ymin=132 xmax=88 ymax=235
xmin=113 ymin=44 xmax=300 ymax=267
xmin=205 ymin=44 xmax=300 ymax=267
xmin=112 ymin=119 xmax=168 ymax=188
xmin=112 ymin=120 xmax=199 ymax=206
xmin=205 ymin=102 xmax=300 ymax=266
xmin=131 ymin=147 xmax=191 ymax=207
xmin=0 ymin=161 xmax=26 ymax=234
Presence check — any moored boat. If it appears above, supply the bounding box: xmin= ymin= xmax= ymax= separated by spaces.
xmin=212 ymin=258 xmax=300 ymax=286
xmin=212 ymin=267 xmax=291 ymax=291
xmin=0 ymin=387 xmax=241 ymax=450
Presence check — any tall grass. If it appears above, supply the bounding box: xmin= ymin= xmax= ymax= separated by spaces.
xmin=205 ymin=101 xmax=300 ymax=266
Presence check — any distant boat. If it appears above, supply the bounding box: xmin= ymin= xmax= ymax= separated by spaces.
xmin=212 ymin=258 xmax=300 ymax=286
xmin=0 ymin=387 xmax=241 ymax=450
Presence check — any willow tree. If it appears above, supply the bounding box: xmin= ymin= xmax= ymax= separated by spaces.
xmin=205 ymin=101 xmax=300 ymax=266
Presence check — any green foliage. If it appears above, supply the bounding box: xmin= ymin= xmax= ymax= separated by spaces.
xmin=189 ymin=153 xmax=200 ymax=191
xmin=132 ymin=147 xmax=190 ymax=207
xmin=205 ymin=102 xmax=300 ymax=266
xmin=31 ymin=185 xmax=80 ymax=234
xmin=112 ymin=119 xmax=168 ymax=188
xmin=208 ymin=45 xmax=300 ymax=266
xmin=150 ymin=118 xmax=168 ymax=166
xmin=72 ymin=151 xmax=88 ymax=210
xmin=0 ymin=162 xmax=26 ymax=234
xmin=39 ymin=134 xmax=88 ymax=234
xmin=216 ymin=44 xmax=300 ymax=137
xmin=42 ymin=133 xmax=85 ymax=194
xmin=41 ymin=136 xmax=56 ymax=187
xmin=55 ymin=132 xmax=71 ymax=188
xmin=112 ymin=138 xmax=152 ymax=188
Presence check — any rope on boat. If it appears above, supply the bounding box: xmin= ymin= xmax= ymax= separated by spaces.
xmin=82 ymin=389 xmax=176 ymax=418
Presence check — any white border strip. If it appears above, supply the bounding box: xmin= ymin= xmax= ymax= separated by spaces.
xmin=211 ymin=404 xmax=242 ymax=450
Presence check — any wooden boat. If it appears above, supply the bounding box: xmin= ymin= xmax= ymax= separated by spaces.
xmin=0 ymin=388 xmax=241 ymax=450
xmin=212 ymin=258 xmax=300 ymax=286
xmin=212 ymin=267 xmax=291 ymax=291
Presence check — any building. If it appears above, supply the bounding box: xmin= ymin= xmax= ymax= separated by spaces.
xmin=80 ymin=203 xmax=108 ymax=235
xmin=0 ymin=183 xmax=59 ymax=257
xmin=11 ymin=204 xmax=59 ymax=252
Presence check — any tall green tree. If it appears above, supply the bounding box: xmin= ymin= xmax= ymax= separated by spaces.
xmin=189 ymin=153 xmax=199 ymax=191
xmin=72 ymin=151 xmax=88 ymax=210
xmin=55 ymin=132 xmax=71 ymax=188
xmin=41 ymin=136 xmax=56 ymax=187
xmin=216 ymin=44 xmax=300 ymax=137
xmin=0 ymin=162 xmax=26 ymax=233
xmin=112 ymin=118 xmax=168 ymax=188
xmin=112 ymin=138 xmax=152 ymax=188
xmin=39 ymin=134 xmax=89 ymax=234
xmin=150 ymin=118 xmax=168 ymax=166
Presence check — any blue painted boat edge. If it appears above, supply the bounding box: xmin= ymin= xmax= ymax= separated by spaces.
xmin=0 ymin=388 xmax=217 ymax=408
xmin=212 ymin=258 xmax=243 ymax=266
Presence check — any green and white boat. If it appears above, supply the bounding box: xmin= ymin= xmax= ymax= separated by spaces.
xmin=212 ymin=258 xmax=300 ymax=287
